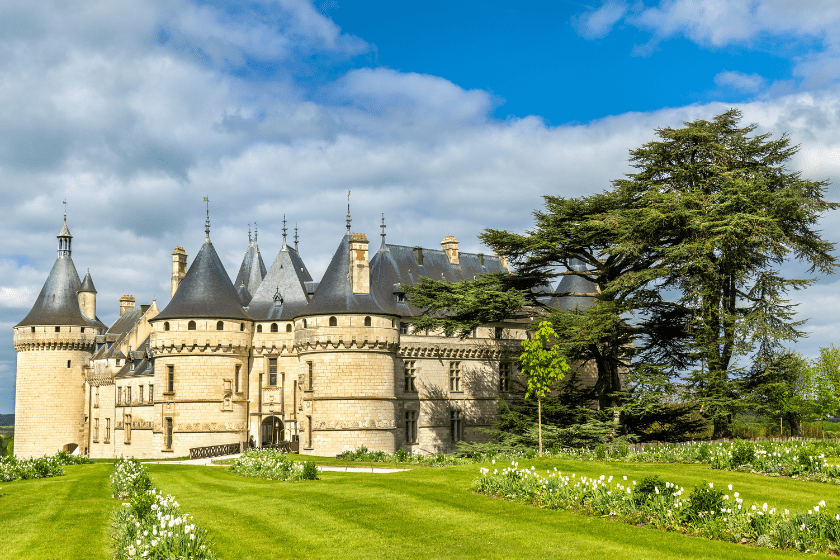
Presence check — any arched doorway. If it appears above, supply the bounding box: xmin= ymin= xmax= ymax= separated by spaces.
xmin=62 ymin=443 xmax=79 ymax=455
xmin=261 ymin=416 xmax=285 ymax=446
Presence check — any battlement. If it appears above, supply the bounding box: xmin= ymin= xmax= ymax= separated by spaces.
xmin=13 ymin=326 xmax=98 ymax=352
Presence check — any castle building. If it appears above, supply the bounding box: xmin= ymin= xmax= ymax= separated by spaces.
xmin=14 ymin=211 xmax=594 ymax=459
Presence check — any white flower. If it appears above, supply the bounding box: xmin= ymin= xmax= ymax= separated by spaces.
xmin=708 ymin=482 xmax=713 ymax=489
xmin=728 ymin=484 xmax=732 ymax=490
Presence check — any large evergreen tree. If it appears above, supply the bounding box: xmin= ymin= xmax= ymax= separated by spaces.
xmin=613 ymin=109 xmax=837 ymax=437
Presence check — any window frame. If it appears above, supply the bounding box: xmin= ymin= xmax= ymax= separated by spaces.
xmin=405 ymin=410 xmax=417 ymax=443
xmin=449 ymin=361 xmax=461 ymax=392
xmin=403 ymin=360 xmax=417 ymax=392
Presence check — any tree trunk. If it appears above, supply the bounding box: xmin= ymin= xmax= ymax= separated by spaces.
xmin=538 ymin=397 xmax=543 ymax=457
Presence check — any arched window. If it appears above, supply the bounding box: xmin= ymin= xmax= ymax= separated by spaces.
xmin=271 ymin=323 xmax=278 ymax=333
xmin=217 ymin=321 xmax=224 ymax=331
xmin=164 ymin=322 xmax=170 ymax=331
xmin=257 ymin=324 xmax=262 ymax=333
xmin=188 ymin=321 xmax=196 ymax=331
xmin=286 ymin=324 xmax=292 ymax=332
xmin=329 ymin=316 xmax=337 ymax=327
xmin=240 ymin=323 xmax=245 ymax=332
xmin=364 ymin=316 xmax=371 ymax=327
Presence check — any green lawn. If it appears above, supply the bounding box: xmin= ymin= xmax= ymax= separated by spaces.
xmin=4 ymin=458 xmax=840 ymax=559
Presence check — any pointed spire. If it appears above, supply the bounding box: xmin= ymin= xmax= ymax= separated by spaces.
xmin=294 ymin=223 xmax=299 ymax=252
xmin=282 ymin=215 xmax=288 ymax=248
xmin=248 ymin=223 xmax=252 ymax=244
xmin=346 ymin=189 xmax=351 ymax=233
xmin=204 ymin=196 xmax=211 ymax=242
xmin=57 ymin=203 xmax=72 ymax=257
xmin=380 ymin=212 xmax=387 ymax=251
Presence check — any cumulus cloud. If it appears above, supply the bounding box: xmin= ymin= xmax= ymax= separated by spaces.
xmin=714 ymin=70 xmax=766 ymax=92
xmin=572 ymin=0 xmax=628 ymax=39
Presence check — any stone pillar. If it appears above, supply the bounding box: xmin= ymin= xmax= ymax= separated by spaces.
xmin=171 ymin=246 xmax=187 ymax=298
xmin=441 ymin=236 xmax=459 ymax=265
xmin=349 ymin=233 xmax=369 ymax=294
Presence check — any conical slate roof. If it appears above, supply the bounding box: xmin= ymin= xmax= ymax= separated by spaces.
xmin=153 ymin=240 xmax=252 ymax=321
xmin=16 ymin=256 xmax=105 ymax=328
xmin=234 ymin=239 xmax=266 ymax=296
xmin=79 ymin=269 xmax=97 ymax=293
xmin=236 ymin=282 xmax=252 ymax=307
xmin=248 ymin=243 xmax=312 ymax=321
xmin=551 ymin=258 xmax=598 ymax=311
xmin=302 ymin=233 xmax=394 ymax=317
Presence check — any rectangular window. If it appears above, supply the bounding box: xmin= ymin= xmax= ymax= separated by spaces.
xmin=499 ymin=362 xmax=511 ymax=392
xmin=235 ymin=365 xmax=241 ymax=393
xmin=94 ymin=387 xmax=99 ymax=408
xmin=94 ymin=418 xmax=99 ymax=442
xmin=127 ymin=386 xmax=132 ymax=404
xmin=116 ymin=359 xmax=121 ymax=366
xmin=117 ymin=387 xmax=121 ymax=405
xmin=67 ymin=360 xmax=71 ymax=368
xmin=403 ymin=361 xmax=417 ymax=392
xmin=307 ymin=361 xmax=313 ymax=390
xmin=139 ymin=385 xmax=144 ymax=404
xmin=149 ymin=384 xmax=154 ymax=403
xmin=405 ymin=410 xmax=417 ymax=443
xmin=125 ymin=414 xmax=131 ymax=443
xmin=399 ymin=322 xmax=409 ymax=335
xmin=165 ymin=417 xmax=173 ymax=449
xmin=269 ymin=358 xmax=277 ymax=386
xmin=306 ymin=415 xmax=313 ymax=448
xmin=450 ymin=410 xmax=462 ymax=442
xmin=449 ymin=361 xmax=461 ymax=392
xmin=105 ymin=418 xmax=111 ymax=443
xmin=494 ymin=327 xmax=504 ymax=339
xmin=167 ymin=365 xmax=174 ymax=392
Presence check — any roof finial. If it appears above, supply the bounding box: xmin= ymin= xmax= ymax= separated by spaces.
xmin=203 ymin=196 xmax=211 ymax=242
xmin=380 ymin=212 xmax=387 ymax=250
xmin=248 ymin=223 xmax=252 ymax=244
xmin=282 ymin=215 xmax=287 ymax=247
xmin=254 ymin=222 xmax=258 ymax=243
xmin=346 ymin=189 xmax=351 ymax=233
xmin=294 ymin=223 xmax=299 ymax=252
xmin=63 ymin=199 xmax=67 ymax=222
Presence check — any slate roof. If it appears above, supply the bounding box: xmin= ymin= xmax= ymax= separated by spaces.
xmin=248 ymin=243 xmax=313 ymax=321
xmin=16 ymin=255 xmax=106 ymax=328
xmin=234 ymin=239 xmax=267 ymax=296
xmin=236 ymin=283 xmax=253 ymax=307
xmin=153 ymin=240 xmax=252 ymax=322
xmin=79 ymin=269 xmax=97 ymax=293
xmin=91 ymin=307 xmax=145 ymax=360
xmin=302 ymin=234 xmax=395 ymax=316
xmin=550 ymin=259 xmax=598 ymax=311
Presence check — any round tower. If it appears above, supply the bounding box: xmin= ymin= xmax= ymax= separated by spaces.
xmin=295 ymin=231 xmax=401 ymax=456
xmin=13 ymin=216 xmax=105 ymax=458
xmin=149 ymin=214 xmax=252 ymax=457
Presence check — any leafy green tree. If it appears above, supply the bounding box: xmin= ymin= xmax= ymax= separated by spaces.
xmin=519 ymin=321 xmax=570 ymax=456
xmin=809 ymin=345 xmax=840 ymax=423
xmin=613 ymin=109 xmax=838 ymax=437
xmin=743 ymin=350 xmax=813 ymax=436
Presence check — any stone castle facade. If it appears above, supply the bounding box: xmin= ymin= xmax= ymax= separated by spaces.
xmin=14 ymin=212 xmax=594 ymax=459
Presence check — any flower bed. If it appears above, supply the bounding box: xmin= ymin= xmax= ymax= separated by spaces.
xmin=0 ymin=450 xmax=92 ymax=482
xmin=475 ymin=461 xmax=840 ymax=554
xmin=229 ymin=449 xmax=318 ymax=480
xmin=111 ymin=457 xmax=216 ymax=560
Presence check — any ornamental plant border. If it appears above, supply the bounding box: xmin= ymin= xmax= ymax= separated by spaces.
xmin=475 ymin=461 xmax=840 ymax=554
xmin=228 ymin=448 xmax=319 ymax=480
xmin=110 ymin=457 xmax=217 ymax=560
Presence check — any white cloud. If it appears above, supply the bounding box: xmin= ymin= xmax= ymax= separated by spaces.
xmin=714 ymin=70 xmax=766 ymax=92
xmin=572 ymin=1 xmax=628 ymax=39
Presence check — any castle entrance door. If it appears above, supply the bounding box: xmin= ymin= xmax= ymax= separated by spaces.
xmin=261 ymin=416 xmax=285 ymax=446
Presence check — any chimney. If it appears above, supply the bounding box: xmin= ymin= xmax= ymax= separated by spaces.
xmin=119 ymin=295 xmax=136 ymax=316
xmin=441 ymin=236 xmax=459 ymax=265
xmin=171 ymin=246 xmax=187 ymax=298
xmin=349 ymin=233 xmax=370 ymax=294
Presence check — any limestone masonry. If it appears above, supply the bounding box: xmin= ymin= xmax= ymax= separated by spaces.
xmin=13 ymin=212 xmax=595 ymax=459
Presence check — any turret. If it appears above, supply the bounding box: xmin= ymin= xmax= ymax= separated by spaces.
xmin=78 ymin=269 xmax=97 ymax=320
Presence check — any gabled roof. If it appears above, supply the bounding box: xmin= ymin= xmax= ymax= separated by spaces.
xmin=15 ymin=256 xmax=106 ymax=328
xmin=234 ymin=240 xmax=267 ymax=296
xmin=302 ymin=234 xmax=395 ymax=317
xmin=248 ymin=244 xmax=312 ymax=321
xmin=153 ymin=240 xmax=252 ymax=322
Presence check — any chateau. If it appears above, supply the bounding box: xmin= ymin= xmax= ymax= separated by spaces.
xmin=13 ymin=210 xmax=594 ymax=460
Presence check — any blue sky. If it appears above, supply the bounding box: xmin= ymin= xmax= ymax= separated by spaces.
xmin=3 ymin=0 xmax=840 ymax=414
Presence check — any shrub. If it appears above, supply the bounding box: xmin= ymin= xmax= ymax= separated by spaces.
xmin=731 ymin=439 xmax=755 ymax=467
xmin=684 ymin=481 xmax=724 ymax=521
xmin=633 ymin=475 xmax=664 ymax=504
xmin=595 ymin=444 xmax=606 ymax=460
xmin=301 ymin=461 xmax=319 ymax=480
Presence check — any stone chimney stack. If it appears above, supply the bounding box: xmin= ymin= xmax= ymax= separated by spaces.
xmin=349 ymin=233 xmax=370 ymax=294
xmin=171 ymin=246 xmax=187 ymax=298
xmin=441 ymin=236 xmax=460 ymax=265
xmin=119 ymin=295 xmax=136 ymax=317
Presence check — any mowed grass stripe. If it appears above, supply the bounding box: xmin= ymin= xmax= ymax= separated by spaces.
xmin=0 ymin=464 xmax=113 ymax=560
xmin=148 ymin=463 xmax=801 ymax=560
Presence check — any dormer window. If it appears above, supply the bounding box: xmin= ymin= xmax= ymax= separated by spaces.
xmin=116 ymin=359 xmax=121 ymax=366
